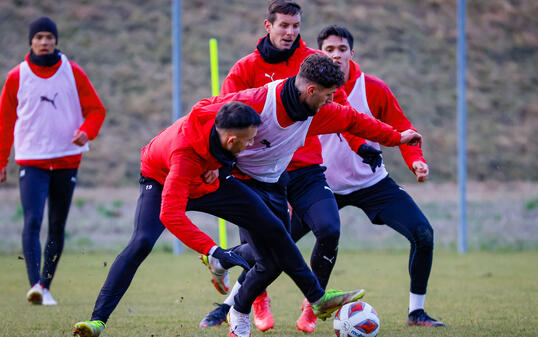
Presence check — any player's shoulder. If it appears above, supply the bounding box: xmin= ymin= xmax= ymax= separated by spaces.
xmin=232 ymin=51 xmax=262 ymax=68
xmin=364 ymin=73 xmax=393 ymax=95
xmin=6 ymin=64 xmax=21 ymax=80
xmin=66 ymin=58 xmax=87 ymax=75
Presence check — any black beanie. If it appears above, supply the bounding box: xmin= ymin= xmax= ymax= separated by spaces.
xmin=29 ymin=17 xmax=58 ymax=45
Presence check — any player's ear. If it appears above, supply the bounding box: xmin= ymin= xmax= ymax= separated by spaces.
xmin=306 ymin=84 xmax=317 ymax=96
xmin=226 ymin=135 xmax=237 ymax=146
xmin=264 ymin=19 xmax=272 ymax=34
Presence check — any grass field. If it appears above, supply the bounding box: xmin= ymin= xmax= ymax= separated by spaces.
xmin=1 ymin=250 xmax=536 ymax=337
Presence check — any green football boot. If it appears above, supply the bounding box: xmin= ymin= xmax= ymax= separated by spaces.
xmin=73 ymin=320 xmax=106 ymax=337
xmin=312 ymin=288 xmax=366 ymax=320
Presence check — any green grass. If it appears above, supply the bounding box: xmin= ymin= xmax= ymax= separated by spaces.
xmin=0 ymin=250 xmax=537 ymax=336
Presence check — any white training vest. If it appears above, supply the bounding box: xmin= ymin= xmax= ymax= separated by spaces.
xmin=236 ymin=80 xmax=313 ymax=183
xmin=14 ymin=54 xmax=89 ymax=160
xmin=319 ymin=73 xmax=388 ymax=194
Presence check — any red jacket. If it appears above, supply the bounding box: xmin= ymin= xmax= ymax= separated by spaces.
xmin=140 ymin=106 xmax=224 ymax=255
xmin=341 ymin=61 xmax=425 ymax=171
xmin=0 ymin=53 xmax=105 ymax=169
xmin=221 ymin=36 xmax=325 ymax=171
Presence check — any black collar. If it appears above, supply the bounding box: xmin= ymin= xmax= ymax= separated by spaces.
xmin=280 ymin=77 xmax=316 ymax=121
xmin=208 ymin=125 xmax=236 ymax=176
xmin=28 ymin=49 xmax=61 ymax=67
xmin=256 ymin=35 xmax=300 ymax=64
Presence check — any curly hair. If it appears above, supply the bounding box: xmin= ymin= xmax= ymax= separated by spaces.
xmin=297 ymin=54 xmax=345 ymax=88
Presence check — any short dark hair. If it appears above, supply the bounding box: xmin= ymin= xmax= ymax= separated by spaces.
xmin=267 ymin=0 xmax=302 ymax=23
xmin=317 ymin=25 xmax=354 ymax=50
xmin=297 ymin=54 xmax=345 ymax=88
xmin=215 ymin=102 xmax=262 ymax=129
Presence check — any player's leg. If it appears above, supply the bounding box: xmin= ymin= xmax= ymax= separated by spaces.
xmin=339 ymin=176 xmax=444 ymax=326
xmin=236 ymin=229 xmax=273 ymax=332
xmin=74 ymin=176 xmax=165 ymax=336
xmin=188 ymin=175 xmax=323 ymax=308
xmin=288 ymin=165 xmax=343 ymax=333
xmin=19 ymin=166 xmax=49 ymax=304
xmin=189 ymin=176 xmax=363 ymax=336
xmin=199 ymin=243 xmax=253 ymax=328
xmin=288 ymin=166 xmax=340 ymax=290
xmin=370 ymin=180 xmax=444 ymax=326
xmin=39 ymin=168 xmax=77 ymax=305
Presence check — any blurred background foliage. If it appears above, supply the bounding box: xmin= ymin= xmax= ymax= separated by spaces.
xmin=0 ymin=0 xmax=536 ymax=186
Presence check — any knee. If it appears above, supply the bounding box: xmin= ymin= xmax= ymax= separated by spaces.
xmin=414 ymin=222 xmax=434 ymax=252
xmin=130 ymin=235 xmax=156 ymax=259
xmin=250 ymin=258 xmax=280 ymax=283
xmin=315 ymin=223 xmax=340 ymax=247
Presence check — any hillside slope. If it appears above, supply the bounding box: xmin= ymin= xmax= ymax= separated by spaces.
xmin=0 ymin=0 xmax=536 ymax=185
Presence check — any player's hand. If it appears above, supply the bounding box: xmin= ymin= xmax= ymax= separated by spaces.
xmin=357 ymin=144 xmax=382 ymax=173
xmin=211 ymin=247 xmax=250 ymax=271
xmin=400 ymin=130 xmax=422 ymax=146
xmin=412 ymin=161 xmax=429 ymax=182
xmin=72 ymin=130 xmax=89 ymax=146
xmin=202 ymin=169 xmax=219 ymax=184
xmin=0 ymin=166 xmax=7 ymax=183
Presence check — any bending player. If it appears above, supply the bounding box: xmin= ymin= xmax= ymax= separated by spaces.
xmin=72 ymin=93 xmax=368 ymax=336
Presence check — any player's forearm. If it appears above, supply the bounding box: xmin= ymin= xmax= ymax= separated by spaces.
xmin=160 ymin=213 xmax=217 ymax=255
xmin=399 ymin=143 xmax=426 ymax=172
xmin=345 ymin=109 xmax=401 ymax=146
xmin=0 ymin=91 xmax=17 ymax=167
xmin=79 ymin=106 xmax=105 ymax=140
xmin=160 ymin=179 xmax=216 ymax=255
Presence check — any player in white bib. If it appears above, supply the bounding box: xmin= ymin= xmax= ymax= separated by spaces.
xmin=307 ymin=25 xmax=445 ymax=327
xmin=0 ymin=17 xmax=105 ymax=307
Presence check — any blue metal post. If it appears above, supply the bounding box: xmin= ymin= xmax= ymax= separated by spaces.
xmin=457 ymin=0 xmax=467 ymax=253
xmin=172 ymin=0 xmax=183 ymax=255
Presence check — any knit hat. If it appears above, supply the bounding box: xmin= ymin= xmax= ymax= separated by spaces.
xmin=29 ymin=17 xmax=58 ymax=45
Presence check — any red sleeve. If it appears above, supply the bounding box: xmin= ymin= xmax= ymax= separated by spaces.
xmin=333 ymin=87 xmax=366 ymax=152
xmin=0 ymin=66 xmax=20 ymax=168
xmin=221 ymin=61 xmax=251 ymax=95
xmin=307 ymin=103 xmax=401 ymax=146
xmin=159 ymin=149 xmax=217 ymax=255
xmin=366 ymin=75 xmax=425 ymax=171
xmin=70 ymin=61 xmax=105 ymax=140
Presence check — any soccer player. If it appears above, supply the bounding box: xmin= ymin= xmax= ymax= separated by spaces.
xmin=309 ymin=25 xmax=446 ymax=327
xmin=73 ymin=80 xmax=373 ymax=337
xmin=0 ymin=17 xmax=106 ymax=306
xmin=199 ymin=1 xmax=370 ymax=333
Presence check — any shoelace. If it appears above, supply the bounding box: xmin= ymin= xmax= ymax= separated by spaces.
xmin=207 ymin=304 xmax=227 ymax=319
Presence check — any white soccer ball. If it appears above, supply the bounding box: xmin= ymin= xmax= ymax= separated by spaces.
xmin=333 ymin=301 xmax=380 ymax=337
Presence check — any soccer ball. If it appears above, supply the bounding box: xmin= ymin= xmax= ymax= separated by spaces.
xmin=333 ymin=301 xmax=380 ymax=337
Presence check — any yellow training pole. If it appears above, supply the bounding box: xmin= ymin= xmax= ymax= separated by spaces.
xmin=210 ymin=38 xmax=228 ymax=249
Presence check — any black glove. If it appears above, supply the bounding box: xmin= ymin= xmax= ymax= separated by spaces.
xmin=357 ymin=144 xmax=383 ymax=173
xmin=211 ymin=247 xmax=250 ymax=270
